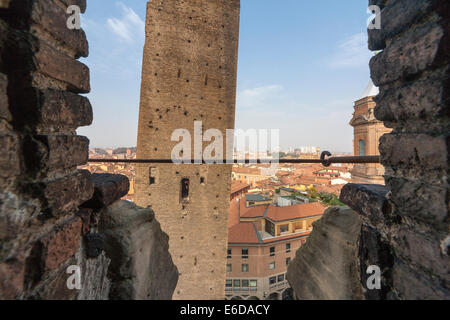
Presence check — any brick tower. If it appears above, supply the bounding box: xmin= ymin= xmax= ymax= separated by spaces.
xmin=350 ymin=80 xmax=391 ymax=184
xmin=135 ymin=0 xmax=240 ymax=299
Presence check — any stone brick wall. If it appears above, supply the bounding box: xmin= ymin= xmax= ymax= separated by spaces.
xmin=0 ymin=0 xmax=177 ymax=300
xmin=367 ymin=0 xmax=449 ymax=299
xmin=288 ymin=0 xmax=449 ymax=300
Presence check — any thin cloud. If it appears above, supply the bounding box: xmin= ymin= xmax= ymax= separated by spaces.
xmin=107 ymin=2 xmax=145 ymax=42
xmin=329 ymin=33 xmax=372 ymax=69
xmin=237 ymin=85 xmax=284 ymax=110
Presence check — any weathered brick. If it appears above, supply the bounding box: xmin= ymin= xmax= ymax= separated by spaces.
xmin=83 ymin=174 xmax=130 ymax=210
xmin=340 ymin=183 xmax=390 ymax=227
xmin=391 ymin=226 xmax=450 ymax=281
xmin=30 ymin=0 xmax=88 ymax=58
xmin=380 ymin=133 xmax=449 ymax=172
xmin=392 ymin=258 xmax=450 ymax=299
xmin=370 ymin=21 xmax=448 ymax=86
xmin=385 ymin=176 xmax=448 ymax=224
xmin=374 ymin=68 xmax=450 ymax=133
xmin=35 ymin=41 xmax=90 ymax=93
xmin=39 ymin=216 xmax=82 ymax=271
xmin=30 ymin=134 xmax=89 ymax=175
xmin=368 ymin=0 xmax=435 ymax=51
xmin=38 ymin=89 xmax=93 ymax=132
xmin=27 ymin=169 xmax=94 ymax=218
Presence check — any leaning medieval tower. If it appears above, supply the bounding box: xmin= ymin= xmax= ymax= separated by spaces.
xmin=135 ymin=0 xmax=240 ymax=300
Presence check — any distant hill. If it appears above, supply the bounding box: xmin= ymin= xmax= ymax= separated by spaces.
xmin=113 ymin=147 xmax=137 ymax=154
xmin=93 ymin=148 xmax=108 ymax=155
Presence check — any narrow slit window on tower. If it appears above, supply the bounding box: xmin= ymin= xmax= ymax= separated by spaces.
xmin=149 ymin=167 xmax=159 ymax=185
xmin=200 ymin=177 xmax=205 ymax=185
xmin=181 ymin=178 xmax=190 ymax=201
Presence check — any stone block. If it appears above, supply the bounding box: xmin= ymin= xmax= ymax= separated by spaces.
xmin=380 ymin=133 xmax=449 ymax=173
xmin=374 ymin=67 xmax=450 ymax=133
xmin=27 ymin=169 xmax=94 ymax=219
xmin=31 ymin=0 xmax=88 ymax=58
xmin=83 ymin=173 xmax=130 ymax=210
xmin=39 ymin=216 xmax=83 ymax=272
xmin=99 ymin=200 xmax=178 ymax=300
xmin=358 ymin=225 xmax=394 ymax=300
xmin=339 ymin=184 xmax=391 ymax=227
xmin=38 ymin=89 xmax=93 ymax=132
xmin=25 ymin=134 xmax=89 ymax=176
xmin=391 ymin=225 xmax=450 ymax=280
xmin=287 ymin=207 xmax=363 ymax=300
xmin=392 ymin=257 xmax=450 ymax=299
xmin=35 ymin=41 xmax=90 ymax=93
xmin=368 ymin=0 xmax=435 ymax=51
xmin=385 ymin=176 xmax=448 ymax=224
xmin=370 ymin=21 xmax=447 ymax=86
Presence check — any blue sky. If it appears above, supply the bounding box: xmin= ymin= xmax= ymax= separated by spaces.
xmin=78 ymin=0 xmax=374 ymax=152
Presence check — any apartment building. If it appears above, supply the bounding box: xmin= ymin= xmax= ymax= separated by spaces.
xmin=226 ymin=195 xmax=326 ymax=300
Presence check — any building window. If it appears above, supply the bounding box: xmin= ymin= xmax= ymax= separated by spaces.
xmin=359 ymin=140 xmax=366 ymax=156
xmin=242 ymin=280 xmax=249 ymax=287
xmin=280 ymin=224 xmax=289 ymax=233
xmin=250 ymin=280 xmax=257 ymax=288
xmin=277 ymin=274 xmax=285 ymax=282
xmin=200 ymin=177 xmax=205 ymax=184
xmin=269 ymin=262 xmax=275 ymax=270
xmin=242 ymin=249 xmax=249 ymax=259
xmin=149 ymin=167 xmax=158 ymax=185
xmin=270 ymin=247 xmax=275 ymax=257
xmin=286 ymin=243 xmax=291 ymax=253
xmin=226 ymin=280 xmax=233 ymax=288
xmin=180 ymin=178 xmax=190 ymax=201
xmin=242 ymin=264 xmax=249 ymax=273
xmin=269 ymin=277 xmax=276 ymax=285
xmin=227 ymin=264 xmax=232 ymax=272
xmin=227 ymin=248 xmax=232 ymax=259
xmin=233 ymin=280 xmax=241 ymax=287
xmin=265 ymin=220 xmax=275 ymax=236
xmin=286 ymin=258 xmax=291 ymax=266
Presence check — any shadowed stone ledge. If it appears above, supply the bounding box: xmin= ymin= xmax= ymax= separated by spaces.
xmin=340 ymin=184 xmax=391 ymax=227
xmin=287 ymin=207 xmax=363 ymax=300
xmin=83 ymin=173 xmax=130 ymax=210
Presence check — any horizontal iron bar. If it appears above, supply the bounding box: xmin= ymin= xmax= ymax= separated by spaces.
xmin=87 ymin=155 xmax=380 ymax=165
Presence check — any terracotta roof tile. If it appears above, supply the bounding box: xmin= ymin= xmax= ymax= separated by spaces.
xmin=231 ymin=181 xmax=250 ymax=194
xmin=228 ymin=222 xmax=260 ymax=244
xmin=266 ymin=202 xmax=326 ymax=222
